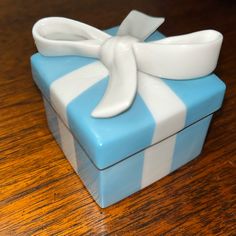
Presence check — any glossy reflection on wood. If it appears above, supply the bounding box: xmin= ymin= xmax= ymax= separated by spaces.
xmin=0 ymin=0 xmax=235 ymax=235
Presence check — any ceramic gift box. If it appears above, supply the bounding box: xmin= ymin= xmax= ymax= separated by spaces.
xmin=31 ymin=11 xmax=225 ymax=208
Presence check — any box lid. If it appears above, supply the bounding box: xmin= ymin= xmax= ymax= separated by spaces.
xmin=31 ymin=27 xmax=226 ymax=170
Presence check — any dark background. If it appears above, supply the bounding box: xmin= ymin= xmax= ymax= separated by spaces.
xmin=0 ymin=0 xmax=235 ymax=235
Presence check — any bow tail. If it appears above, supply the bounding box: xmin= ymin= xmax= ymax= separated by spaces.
xmin=91 ymin=43 xmax=137 ymax=118
xmin=117 ymin=10 xmax=165 ymax=41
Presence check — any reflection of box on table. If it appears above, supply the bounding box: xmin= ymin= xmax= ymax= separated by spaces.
xmin=31 ymin=27 xmax=226 ymax=208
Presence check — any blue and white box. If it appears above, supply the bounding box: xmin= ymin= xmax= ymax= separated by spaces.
xmin=31 ymin=26 xmax=225 ymax=208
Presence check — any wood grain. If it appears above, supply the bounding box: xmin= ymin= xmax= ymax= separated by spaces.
xmin=0 ymin=0 xmax=235 ymax=235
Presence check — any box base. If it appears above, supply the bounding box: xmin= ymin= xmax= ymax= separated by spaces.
xmin=43 ymin=97 xmax=212 ymax=208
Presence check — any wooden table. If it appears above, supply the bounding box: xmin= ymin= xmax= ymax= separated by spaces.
xmin=0 ymin=0 xmax=235 ymax=235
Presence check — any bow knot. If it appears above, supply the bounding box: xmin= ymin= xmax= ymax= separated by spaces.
xmin=100 ymin=35 xmax=138 ymax=68
xmin=32 ymin=10 xmax=223 ymax=118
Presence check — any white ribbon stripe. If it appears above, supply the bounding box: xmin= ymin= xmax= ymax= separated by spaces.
xmin=32 ymin=10 xmax=223 ymax=118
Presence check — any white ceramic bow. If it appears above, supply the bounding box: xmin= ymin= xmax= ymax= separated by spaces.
xmin=32 ymin=10 xmax=223 ymax=118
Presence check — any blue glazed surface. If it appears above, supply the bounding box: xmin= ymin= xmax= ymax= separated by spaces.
xmin=31 ymin=27 xmax=226 ymax=170
xmin=100 ymin=150 xmax=144 ymax=207
xmin=67 ymin=78 xmax=154 ymax=169
xmin=163 ymin=75 xmax=226 ymax=127
xmin=43 ymin=97 xmax=61 ymax=146
xmin=75 ymin=139 xmax=101 ymax=202
xmin=31 ymin=54 xmax=96 ymax=99
xmin=44 ymin=97 xmax=213 ymax=207
xmin=171 ymin=115 xmax=212 ymax=171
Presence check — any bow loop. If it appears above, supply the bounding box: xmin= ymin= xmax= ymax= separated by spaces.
xmin=32 ymin=11 xmax=223 ymax=118
xmin=32 ymin=17 xmax=110 ymax=58
xmin=134 ymin=30 xmax=223 ymax=79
